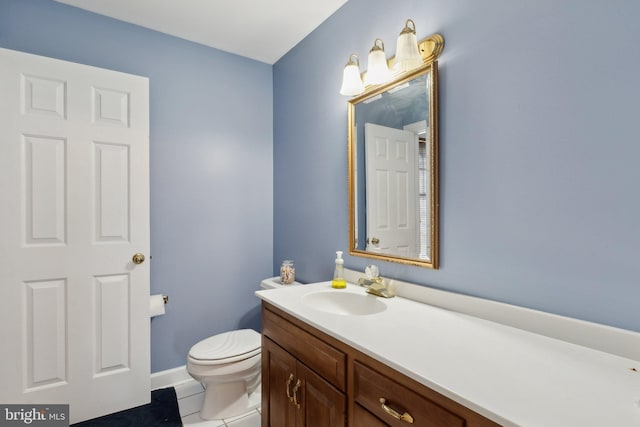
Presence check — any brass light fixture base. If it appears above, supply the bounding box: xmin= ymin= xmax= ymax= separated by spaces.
xmin=416 ymin=33 xmax=445 ymax=64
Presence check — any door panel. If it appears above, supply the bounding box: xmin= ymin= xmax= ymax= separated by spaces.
xmin=0 ymin=47 xmax=149 ymax=424
xmin=94 ymin=142 xmax=130 ymax=242
xmin=94 ymin=274 xmax=130 ymax=374
xmin=23 ymin=135 xmax=67 ymax=245
xmin=24 ymin=279 xmax=67 ymax=389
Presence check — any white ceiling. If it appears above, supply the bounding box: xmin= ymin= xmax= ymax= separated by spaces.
xmin=54 ymin=0 xmax=348 ymax=64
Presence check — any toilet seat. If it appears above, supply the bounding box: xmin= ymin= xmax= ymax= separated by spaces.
xmin=188 ymin=329 xmax=261 ymax=365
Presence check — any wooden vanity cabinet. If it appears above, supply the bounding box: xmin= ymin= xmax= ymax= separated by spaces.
xmin=262 ymin=307 xmax=347 ymax=426
xmin=262 ymin=337 xmax=346 ymax=426
xmin=262 ymin=303 xmax=500 ymax=427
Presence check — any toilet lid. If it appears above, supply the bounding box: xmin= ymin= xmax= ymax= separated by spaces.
xmin=189 ymin=329 xmax=261 ymax=363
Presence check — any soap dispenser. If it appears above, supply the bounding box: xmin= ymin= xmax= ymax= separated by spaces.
xmin=331 ymin=251 xmax=346 ymax=289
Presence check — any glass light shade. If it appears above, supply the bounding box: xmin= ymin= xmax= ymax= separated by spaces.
xmin=364 ymin=38 xmax=392 ymax=86
xmin=393 ymin=19 xmax=422 ymax=73
xmin=339 ymin=54 xmax=365 ymax=96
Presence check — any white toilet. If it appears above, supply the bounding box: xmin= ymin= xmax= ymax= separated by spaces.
xmin=186 ymin=277 xmax=295 ymax=420
xmin=187 ymin=328 xmax=262 ymax=420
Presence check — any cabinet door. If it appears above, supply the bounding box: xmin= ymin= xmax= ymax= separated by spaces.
xmin=296 ymin=362 xmax=346 ymax=427
xmin=263 ymin=337 xmax=297 ymax=427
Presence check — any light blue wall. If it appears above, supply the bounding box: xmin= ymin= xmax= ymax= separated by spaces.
xmin=274 ymin=0 xmax=640 ymax=332
xmin=3 ymin=0 xmax=638 ymax=376
xmin=0 ymin=0 xmax=274 ymax=372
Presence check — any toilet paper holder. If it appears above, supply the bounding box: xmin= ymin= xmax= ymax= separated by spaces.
xmin=150 ymin=294 xmax=169 ymax=318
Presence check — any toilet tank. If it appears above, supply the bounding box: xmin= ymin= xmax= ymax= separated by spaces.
xmin=260 ymin=276 xmax=302 ymax=289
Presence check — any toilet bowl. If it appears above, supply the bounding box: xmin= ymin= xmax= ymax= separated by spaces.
xmin=187 ymin=329 xmax=262 ymax=420
xmin=187 ymin=277 xmax=298 ymax=420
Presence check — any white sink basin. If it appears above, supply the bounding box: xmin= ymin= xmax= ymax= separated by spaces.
xmin=302 ymin=290 xmax=387 ymax=315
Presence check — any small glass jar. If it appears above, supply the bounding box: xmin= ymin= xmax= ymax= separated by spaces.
xmin=280 ymin=260 xmax=295 ymax=285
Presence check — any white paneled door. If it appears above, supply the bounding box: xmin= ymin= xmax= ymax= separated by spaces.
xmin=0 ymin=48 xmax=150 ymax=424
xmin=364 ymin=123 xmax=419 ymax=257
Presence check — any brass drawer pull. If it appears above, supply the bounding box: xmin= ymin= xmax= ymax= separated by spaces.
xmin=292 ymin=379 xmax=302 ymax=408
xmin=286 ymin=373 xmax=295 ymax=402
xmin=380 ymin=398 xmax=414 ymax=424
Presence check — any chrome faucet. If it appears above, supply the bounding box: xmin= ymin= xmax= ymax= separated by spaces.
xmin=358 ymin=265 xmax=394 ymax=298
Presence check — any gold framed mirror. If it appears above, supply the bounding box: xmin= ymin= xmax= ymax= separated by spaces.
xmin=348 ymin=35 xmax=442 ymax=268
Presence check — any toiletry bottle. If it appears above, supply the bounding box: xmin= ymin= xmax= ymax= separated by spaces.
xmin=331 ymin=251 xmax=346 ymax=289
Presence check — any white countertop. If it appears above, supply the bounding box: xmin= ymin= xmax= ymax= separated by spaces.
xmin=256 ymin=282 xmax=640 ymax=427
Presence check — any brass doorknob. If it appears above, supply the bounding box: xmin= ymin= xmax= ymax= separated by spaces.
xmin=371 ymin=237 xmax=380 ymax=245
xmin=132 ymin=253 xmax=145 ymax=265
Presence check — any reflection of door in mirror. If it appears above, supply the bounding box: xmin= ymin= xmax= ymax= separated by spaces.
xmin=364 ymin=123 xmax=418 ymax=257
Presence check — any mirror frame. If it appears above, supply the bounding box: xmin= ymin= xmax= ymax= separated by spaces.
xmin=347 ymin=35 xmax=443 ymax=269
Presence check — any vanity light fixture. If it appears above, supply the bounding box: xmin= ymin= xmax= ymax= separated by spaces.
xmin=339 ymin=54 xmax=365 ymax=96
xmin=339 ymin=19 xmax=444 ymax=97
xmin=393 ymin=19 xmax=422 ymax=73
xmin=364 ymin=38 xmax=392 ymax=86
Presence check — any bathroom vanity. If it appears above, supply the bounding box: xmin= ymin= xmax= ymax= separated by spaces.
xmin=256 ymin=282 xmax=640 ymax=426
xmin=261 ymin=300 xmax=496 ymax=426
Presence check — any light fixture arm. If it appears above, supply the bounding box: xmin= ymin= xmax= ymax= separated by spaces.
xmin=345 ymin=53 xmax=360 ymax=68
xmin=369 ymin=38 xmax=385 ymax=53
xmin=400 ymin=19 xmax=417 ymax=36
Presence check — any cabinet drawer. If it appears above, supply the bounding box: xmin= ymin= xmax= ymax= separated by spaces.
xmin=262 ymin=307 xmax=346 ymax=391
xmin=354 ymin=403 xmax=388 ymax=427
xmin=354 ymin=362 xmax=464 ymax=427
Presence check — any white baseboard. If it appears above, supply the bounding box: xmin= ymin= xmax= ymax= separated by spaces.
xmin=151 ymin=365 xmax=191 ymax=390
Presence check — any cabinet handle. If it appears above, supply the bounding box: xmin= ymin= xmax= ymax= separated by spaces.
xmin=292 ymin=379 xmax=302 ymax=408
xmin=286 ymin=373 xmax=295 ymax=402
xmin=380 ymin=398 xmax=414 ymax=424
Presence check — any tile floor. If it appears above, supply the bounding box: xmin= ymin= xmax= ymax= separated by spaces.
xmin=175 ymin=378 xmax=261 ymax=427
